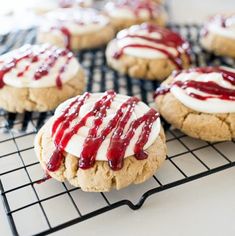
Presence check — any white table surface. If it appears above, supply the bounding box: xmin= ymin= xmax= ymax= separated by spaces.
xmin=0 ymin=0 xmax=235 ymax=235
xmin=1 ymin=168 xmax=235 ymax=236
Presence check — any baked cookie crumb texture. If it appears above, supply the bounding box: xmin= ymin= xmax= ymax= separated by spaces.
xmin=106 ymin=23 xmax=191 ymax=80
xmin=35 ymin=91 xmax=167 ymax=192
xmin=37 ymin=7 xmax=115 ymax=51
xmin=0 ymin=44 xmax=85 ymax=113
xmin=104 ymin=0 xmax=167 ymax=31
xmin=201 ymin=14 xmax=235 ymax=58
xmin=155 ymin=66 xmax=235 ymax=142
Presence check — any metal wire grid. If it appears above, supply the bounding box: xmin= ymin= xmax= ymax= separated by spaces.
xmin=0 ymin=24 xmax=234 ymax=236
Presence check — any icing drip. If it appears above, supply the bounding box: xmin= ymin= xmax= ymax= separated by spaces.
xmin=48 ymin=90 xmax=159 ymax=171
xmin=113 ymin=23 xmax=190 ymax=69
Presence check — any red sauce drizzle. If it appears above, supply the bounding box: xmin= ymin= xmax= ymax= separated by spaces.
xmin=107 ymin=107 xmax=159 ymax=170
xmin=36 ymin=171 xmax=52 ymax=184
xmin=48 ymin=90 xmax=159 ymax=171
xmin=154 ymin=66 xmax=235 ymax=101
xmin=0 ymin=45 xmax=73 ymax=90
xmin=114 ymin=23 xmax=191 ymax=69
xmin=201 ymin=14 xmax=235 ymax=37
xmin=51 ymin=9 xmax=103 ymax=50
xmin=0 ymin=46 xmax=36 ymax=88
xmin=59 ymin=26 xmax=72 ymax=50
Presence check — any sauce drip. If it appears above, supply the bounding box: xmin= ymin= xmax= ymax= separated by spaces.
xmin=59 ymin=26 xmax=72 ymax=50
xmin=114 ymin=23 xmax=190 ymax=69
xmin=50 ymin=9 xmax=105 ymax=50
xmin=154 ymin=66 xmax=235 ymax=101
xmin=48 ymin=90 xmax=159 ymax=171
xmin=0 ymin=45 xmax=73 ymax=89
xmin=36 ymin=171 xmax=52 ymax=184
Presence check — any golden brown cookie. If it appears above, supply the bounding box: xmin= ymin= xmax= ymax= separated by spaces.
xmin=201 ymin=14 xmax=235 ymax=58
xmin=37 ymin=7 xmax=115 ymax=51
xmin=106 ymin=23 xmax=190 ymax=80
xmin=35 ymin=91 xmax=167 ymax=192
xmin=104 ymin=0 xmax=167 ymax=32
xmin=155 ymin=67 xmax=235 ymax=142
xmin=0 ymin=44 xmax=86 ymax=113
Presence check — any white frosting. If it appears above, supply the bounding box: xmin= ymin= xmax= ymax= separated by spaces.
xmin=207 ymin=15 xmax=235 ymax=39
xmin=170 ymin=67 xmax=235 ymax=113
xmin=28 ymin=0 xmax=93 ymax=15
xmin=104 ymin=1 xmax=162 ymax=20
xmin=0 ymin=44 xmax=80 ymax=88
xmin=28 ymin=0 xmax=60 ymax=14
xmin=53 ymin=93 xmax=161 ymax=161
xmin=115 ymin=26 xmax=179 ymax=59
xmin=44 ymin=8 xmax=109 ymax=34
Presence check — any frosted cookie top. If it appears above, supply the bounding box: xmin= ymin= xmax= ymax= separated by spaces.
xmin=43 ymin=7 xmax=110 ymax=34
xmin=155 ymin=66 xmax=235 ymax=113
xmin=202 ymin=14 xmax=235 ymax=39
xmin=112 ymin=23 xmax=190 ymax=69
xmin=59 ymin=0 xmax=93 ymax=8
xmin=28 ymin=0 xmax=93 ymax=15
xmin=48 ymin=91 xmax=161 ymax=171
xmin=0 ymin=44 xmax=80 ymax=89
xmin=104 ymin=0 xmax=164 ymax=20
xmin=40 ymin=7 xmax=110 ymax=49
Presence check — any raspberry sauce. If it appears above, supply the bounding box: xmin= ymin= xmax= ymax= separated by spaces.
xmin=154 ymin=67 xmax=235 ymax=101
xmin=0 ymin=45 xmax=73 ymax=89
xmin=50 ymin=9 xmax=105 ymax=50
xmin=201 ymin=14 xmax=235 ymax=37
xmin=48 ymin=90 xmax=159 ymax=171
xmin=113 ymin=23 xmax=191 ymax=69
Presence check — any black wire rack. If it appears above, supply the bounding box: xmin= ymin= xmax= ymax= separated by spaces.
xmin=0 ymin=24 xmax=235 ymax=236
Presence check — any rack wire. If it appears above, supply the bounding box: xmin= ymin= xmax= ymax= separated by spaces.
xmin=0 ymin=24 xmax=235 ymax=236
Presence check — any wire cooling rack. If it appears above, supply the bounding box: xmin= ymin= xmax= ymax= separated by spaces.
xmin=0 ymin=24 xmax=235 ymax=236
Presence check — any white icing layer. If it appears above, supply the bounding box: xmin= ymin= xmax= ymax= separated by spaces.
xmin=0 ymin=44 xmax=80 ymax=88
xmin=43 ymin=7 xmax=109 ymax=34
xmin=53 ymin=93 xmax=161 ymax=160
xmin=29 ymin=0 xmax=93 ymax=15
xmin=104 ymin=1 xmax=162 ymax=20
xmin=115 ymin=25 xmax=179 ymax=59
xmin=171 ymin=67 xmax=235 ymax=113
xmin=207 ymin=15 xmax=235 ymax=40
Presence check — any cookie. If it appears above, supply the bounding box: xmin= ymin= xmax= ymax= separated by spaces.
xmin=37 ymin=7 xmax=115 ymax=51
xmin=104 ymin=0 xmax=167 ymax=32
xmin=59 ymin=0 xmax=93 ymax=8
xmin=34 ymin=91 xmax=167 ymax=192
xmin=0 ymin=44 xmax=85 ymax=113
xmin=106 ymin=23 xmax=191 ymax=80
xmin=155 ymin=66 xmax=235 ymax=142
xmin=28 ymin=0 xmax=93 ymax=15
xmin=200 ymin=14 xmax=235 ymax=58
